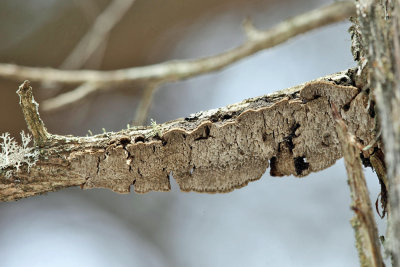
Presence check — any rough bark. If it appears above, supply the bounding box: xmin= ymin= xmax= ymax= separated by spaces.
xmin=355 ymin=0 xmax=400 ymax=265
xmin=0 ymin=71 xmax=376 ymax=202
xmin=334 ymin=106 xmax=384 ymax=267
xmin=16 ymin=81 xmax=50 ymax=146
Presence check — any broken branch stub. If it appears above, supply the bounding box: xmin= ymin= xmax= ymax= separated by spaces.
xmin=0 ymin=71 xmax=376 ymax=201
xmin=16 ymin=80 xmax=50 ymax=146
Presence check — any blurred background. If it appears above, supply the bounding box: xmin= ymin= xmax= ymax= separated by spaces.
xmin=0 ymin=0 xmax=387 ymax=266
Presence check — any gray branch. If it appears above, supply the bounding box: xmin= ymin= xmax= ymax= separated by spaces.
xmin=333 ymin=104 xmax=384 ymax=267
xmin=0 ymin=71 xmax=376 ymax=202
xmin=0 ymin=1 xmax=355 ymax=111
xmin=16 ymin=80 xmax=50 ymax=146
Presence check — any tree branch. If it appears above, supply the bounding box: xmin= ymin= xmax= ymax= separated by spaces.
xmin=133 ymin=83 xmax=159 ymax=125
xmin=333 ymin=104 xmax=384 ymax=267
xmin=0 ymin=1 xmax=355 ymax=112
xmin=0 ymin=71 xmax=376 ymax=202
xmin=16 ymin=80 xmax=50 ymax=146
xmin=60 ymin=0 xmax=137 ymax=70
xmin=41 ymin=82 xmax=100 ymax=111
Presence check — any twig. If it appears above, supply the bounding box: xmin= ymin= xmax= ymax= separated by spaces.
xmin=41 ymin=0 xmax=134 ymax=99
xmin=0 ymin=1 xmax=356 ymax=111
xmin=16 ymin=80 xmax=50 ymax=146
xmin=133 ymin=83 xmax=158 ymax=125
xmin=332 ymin=104 xmax=384 ymax=267
xmin=61 ymin=0 xmax=136 ymax=70
xmin=41 ymin=82 xmax=100 ymax=111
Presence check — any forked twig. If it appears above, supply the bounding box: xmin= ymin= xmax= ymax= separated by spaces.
xmin=0 ymin=1 xmax=356 ymax=112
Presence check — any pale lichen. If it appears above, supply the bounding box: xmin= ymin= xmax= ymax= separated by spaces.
xmin=0 ymin=131 xmax=39 ymax=178
xmin=144 ymin=119 xmax=162 ymax=138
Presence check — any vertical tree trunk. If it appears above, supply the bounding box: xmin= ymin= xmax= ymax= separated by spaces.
xmin=356 ymin=0 xmax=400 ymax=265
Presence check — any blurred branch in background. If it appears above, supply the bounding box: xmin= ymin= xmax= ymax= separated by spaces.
xmin=0 ymin=1 xmax=355 ymax=122
xmin=133 ymin=83 xmax=158 ymax=125
xmin=41 ymin=0 xmax=136 ymax=98
xmin=61 ymin=0 xmax=137 ymax=70
xmin=40 ymin=82 xmax=100 ymax=111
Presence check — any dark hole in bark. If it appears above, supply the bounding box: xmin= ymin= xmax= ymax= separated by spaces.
xmin=294 ymin=156 xmax=309 ymax=175
xmin=284 ymin=123 xmax=300 ymax=152
xmin=119 ymin=137 xmax=131 ymax=147
xmin=210 ymin=114 xmax=219 ymax=122
xmin=195 ymin=125 xmax=211 ymax=141
xmin=368 ymin=100 xmax=376 ymax=118
xmin=360 ymin=152 xmax=372 ymax=168
xmin=134 ymin=136 xmax=145 ymax=143
xmin=270 ymin=157 xmax=280 ymax=176
xmin=222 ymin=114 xmax=232 ymax=120
xmin=262 ymin=133 xmax=268 ymax=142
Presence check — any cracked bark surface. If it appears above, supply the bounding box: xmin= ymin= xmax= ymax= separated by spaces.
xmin=354 ymin=0 xmax=400 ymax=264
xmin=0 ymin=71 xmax=376 ymax=202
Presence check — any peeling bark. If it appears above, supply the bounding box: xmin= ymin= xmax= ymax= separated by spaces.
xmin=355 ymin=0 xmax=400 ymax=264
xmin=0 ymin=71 xmax=376 ymax=202
xmin=334 ymin=105 xmax=384 ymax=267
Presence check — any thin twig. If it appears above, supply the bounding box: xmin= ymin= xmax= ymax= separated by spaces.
xmin=0 ymin=1 xmax=355 ymax=112
xmin=41 ymin=0 xmax=134 ymax=97
xmin=42 ymin=82 xmax=100 ymax=111
xmin=133 ymin=83 xmax=159 ymax=125
xmin=332 ymin=104 xmax=384 ymax=267
xmin=16 ymin=81 xmax=50 ymax=146
xmin=61 ymin=0 xmax=136 ymax=70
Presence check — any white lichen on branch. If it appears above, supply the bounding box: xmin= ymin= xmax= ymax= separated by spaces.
xmin=144 ymin=119 xmax=162 ymax=138
xmin=0 ymin=71 xmax=378 ymax=202
xmin=0 ymin=131 xmax=39 ymax=178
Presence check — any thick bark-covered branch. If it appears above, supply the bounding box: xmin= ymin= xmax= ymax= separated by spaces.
xmin=0 ymin=71 xmax=376 ymax=202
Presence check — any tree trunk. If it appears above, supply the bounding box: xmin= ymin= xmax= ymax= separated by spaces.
xmin=356 ymin=0 xmax=400 ymax=265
